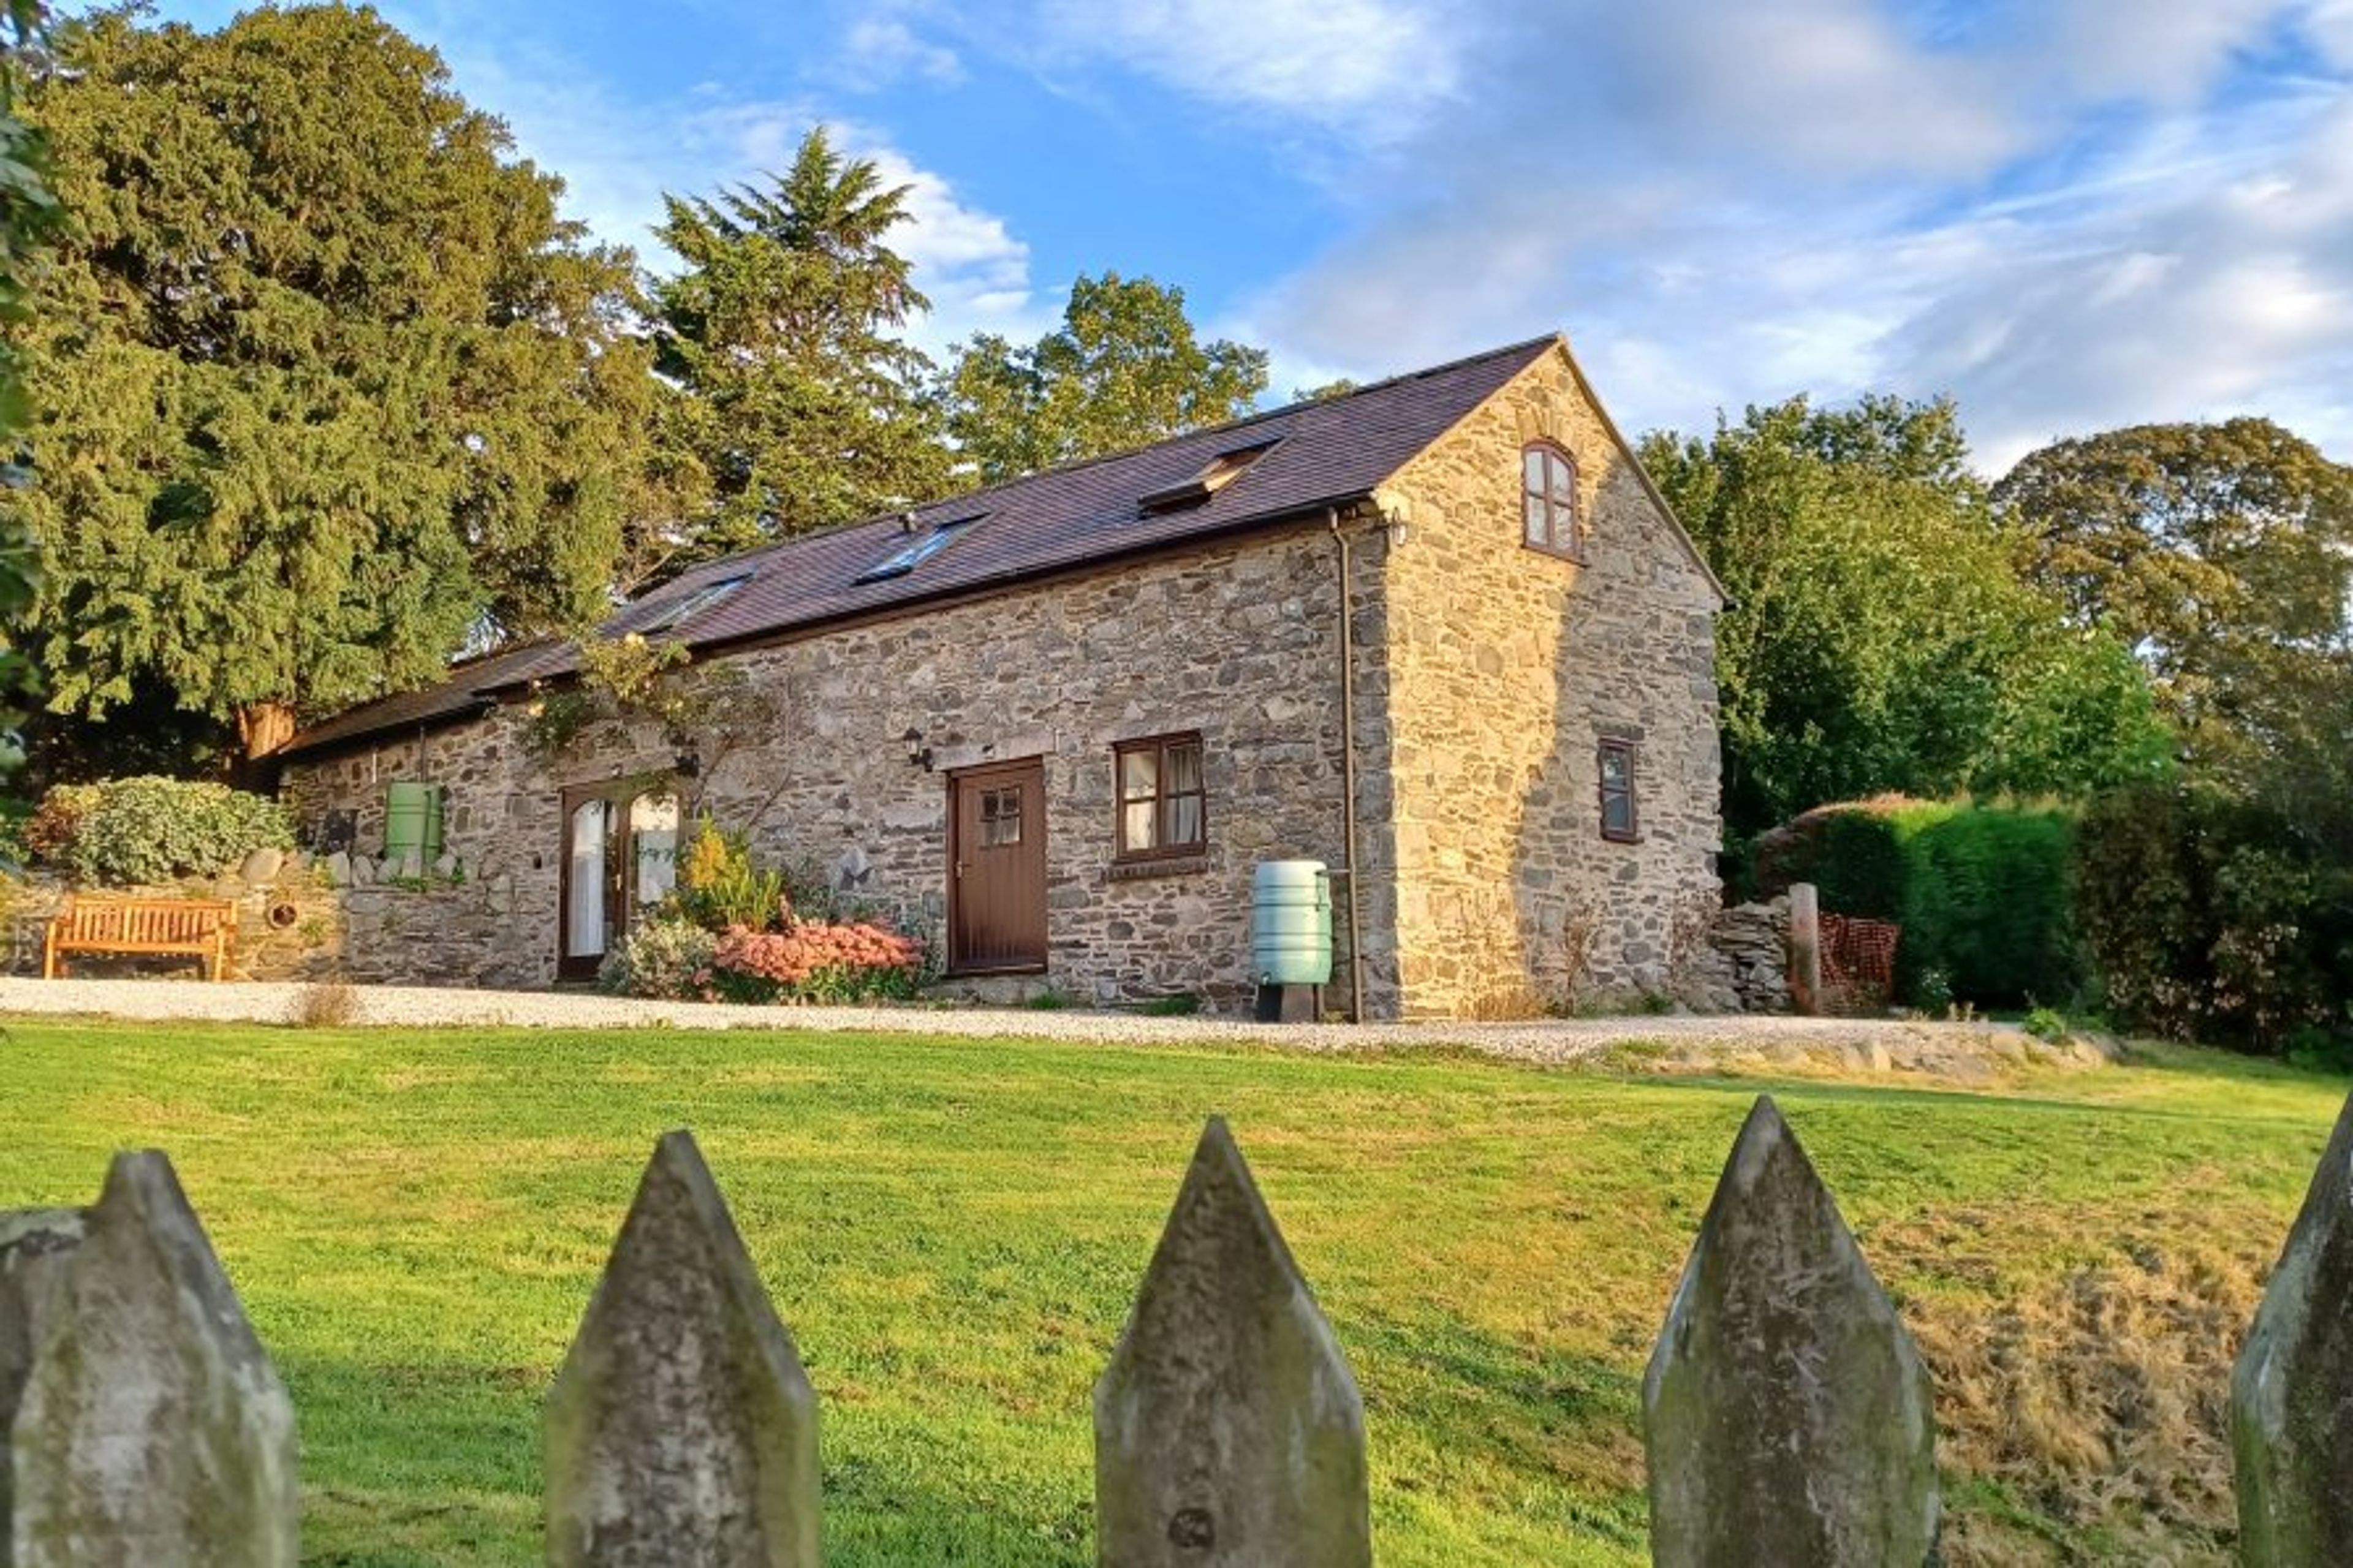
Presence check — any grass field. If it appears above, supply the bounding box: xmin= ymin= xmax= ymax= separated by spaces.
xmin=0 ymin=1018 xmax=2339 ymax=1564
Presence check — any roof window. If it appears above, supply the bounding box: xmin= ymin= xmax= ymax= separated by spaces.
xmin=637 ymin=574 xmax=749 ymax=634
xmin=1137 ymin=438 xmax=1279 ymax=515
xmin=854 ymin=514 xmax=981 ymax=585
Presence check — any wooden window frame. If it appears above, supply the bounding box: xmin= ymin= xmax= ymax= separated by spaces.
xmin=1598 ymin=738 xmax=1639 ymax=843
xmin=1113 ymin=732 xmax=1208 ymax=862
xmin=1521 ymin=441 xmax=1585 ymax=562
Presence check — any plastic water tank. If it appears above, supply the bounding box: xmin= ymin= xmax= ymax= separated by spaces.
xmin=1252 ymin=860 xmax=1333 ymax=986
xmin=384 ymin=781 xmax=444 ymax=868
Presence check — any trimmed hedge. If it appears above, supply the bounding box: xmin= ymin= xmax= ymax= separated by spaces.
xmin=25 ymin=776 xmax=295 ymax=885
xmin=2076 ymin=783 xmax=2353 ymax=1053
xmin=1751 ymin=797 xmax=2080 ymax=1010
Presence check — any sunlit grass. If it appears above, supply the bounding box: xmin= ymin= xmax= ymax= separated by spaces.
xmin=0 ymin=1019 xmax=2335 ymax=1564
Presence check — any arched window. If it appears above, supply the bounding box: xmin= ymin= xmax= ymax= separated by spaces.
xmin=1521 ymin=442 xmax=1583 ymax=560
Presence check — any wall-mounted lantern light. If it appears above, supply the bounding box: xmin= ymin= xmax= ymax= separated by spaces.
xmin=673 ymin=748 xmax=702 ymax=778
xmin=903 ymin=727 xmax=934 ymax=772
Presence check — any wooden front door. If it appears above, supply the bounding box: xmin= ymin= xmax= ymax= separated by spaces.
xmin=949 ymin=759 xmax=1047 ymax=974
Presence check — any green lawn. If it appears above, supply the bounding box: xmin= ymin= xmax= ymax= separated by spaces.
xmin=0 ymin=1018 xmax=2338 ymax=1564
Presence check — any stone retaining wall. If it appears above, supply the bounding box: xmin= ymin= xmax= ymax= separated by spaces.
xmin=4 ymin=849 xmax=532 ymax=988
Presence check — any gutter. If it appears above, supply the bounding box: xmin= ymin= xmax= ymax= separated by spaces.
xmin=1327 ymin=506 xmax=1368 ymax=1023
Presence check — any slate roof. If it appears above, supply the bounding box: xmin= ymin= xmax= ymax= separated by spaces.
xmin=283 ymin=335 xmax=1559 ymax=759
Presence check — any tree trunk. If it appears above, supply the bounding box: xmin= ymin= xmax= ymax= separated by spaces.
xmin=237 ymin=702 xmax=298 ymax=761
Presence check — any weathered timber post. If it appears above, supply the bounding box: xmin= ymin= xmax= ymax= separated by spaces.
xmin=1643 ymin=1096 xmax=1938 ymax=1567
xmin=9 ymin=1153 xmax=298 ymax=1567
xmin=2233 ymin=1089 xmax=2353 ymax=1565
xmin=1094 ymin=1116 xmax=1370 ymax=1567
xmin=546 ymin=1130 xmax=819 ymax=1568
xmin=1787 ymin=882 xmax=1823 ymax=1015
xmin=0 ymin=1210 xmax=85 ymax=1562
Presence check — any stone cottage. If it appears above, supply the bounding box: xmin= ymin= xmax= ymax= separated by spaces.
xmin=278 ymin=335 xmax=1726 ymax=1020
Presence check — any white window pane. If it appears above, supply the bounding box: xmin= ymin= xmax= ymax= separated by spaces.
xmin=1123 ymin=800 xmax=1158 ymax=850
xmin=1523 ymin=448 xmax=1547 ymax=491
xmin=629 ymin=792 xmax=680 ymax=911
xmin=1525 ymin=491 xmax=1547 ymax=545
xmin=1120 ymin=749 xmax=1158 ymax=798
xmin=1167 ymin=795 xmax=1203 ymax=847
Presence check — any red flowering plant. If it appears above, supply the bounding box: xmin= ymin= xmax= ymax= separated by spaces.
xmin=707 ymin=920 xmax=925 ymax=1004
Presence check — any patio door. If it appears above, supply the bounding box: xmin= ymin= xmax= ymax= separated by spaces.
xmin=559 ymin=783 xmax=681 ymax=980
xmin=948 ymin=759 xmax=1047 ymax=974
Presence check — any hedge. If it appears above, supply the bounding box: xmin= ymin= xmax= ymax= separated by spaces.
xmin=2076 ymin=782 xmax=2353 ymax=1053
xmin=1751 ymin=796 xmax=2080 ymax=1010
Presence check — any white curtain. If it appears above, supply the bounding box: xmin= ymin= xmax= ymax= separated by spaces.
xmin=630 ymin=792 xmax=681 ymax=913
xmin=567 ymin=800 xmax=609 ymax=958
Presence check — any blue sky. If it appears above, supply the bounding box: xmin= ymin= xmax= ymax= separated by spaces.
xmin=151 ymin=0 xmax=2353 ymax=469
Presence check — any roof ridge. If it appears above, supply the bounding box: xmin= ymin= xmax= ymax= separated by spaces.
xmin=651 ymin=333 xmax=1567 ymax=581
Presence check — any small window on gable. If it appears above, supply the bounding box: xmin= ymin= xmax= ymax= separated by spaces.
xmin=855 ymin=515 xmax=981 ymax=585
xmin=638 ymin=574 xmax=749 ymax=634
xmin=1598 ymin=738 xmax=1639 ymax=843
xmin=1139 ymin=439 xmax=1279 ymax=515
xmin=1115 ymin=732 xmax=1207 ymax=859
xmin=1523 ymin=442 xmax=1583 ymax=561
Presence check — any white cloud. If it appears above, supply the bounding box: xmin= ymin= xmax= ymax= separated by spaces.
xmin=1232 ymin=0 xmax=2353 ymax=469
xmin=1028 ymin=0 xmax=1469 ymax=135
xmin=833 ymin=18 xmax=964 ymax=91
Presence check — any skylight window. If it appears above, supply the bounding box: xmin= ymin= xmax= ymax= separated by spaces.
xmin=637 ymin=574 xmax=749 ymax=634
xmin=1138 ymin=438 xmax=1280 ymax=515
xmin=854 ymin=515 xmax=980 ymax=585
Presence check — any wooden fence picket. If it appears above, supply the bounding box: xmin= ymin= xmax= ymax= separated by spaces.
xmin=1093 ymin=1116 xmax=1370 ymax=1567
xmin=1642 ymin=1095 xmax=1939 ymax=1567
xmin=5 ymin=1153 xmax=297 ymax=1567
xmin=2233 ymin=1088 xmax=2353 ymax=1566
xmin=545 ymin=1129 xmax=820 ymax=1567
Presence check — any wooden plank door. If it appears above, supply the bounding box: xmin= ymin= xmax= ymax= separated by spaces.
xmin=949 ymin=759 xmax=1047 ymax=974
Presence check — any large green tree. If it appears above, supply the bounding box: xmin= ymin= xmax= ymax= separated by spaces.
xmin=1643 ymin=395 xmax=2169 ymax=839
xmin=646 ymin=128 xmax=948 ymax=568
xmin=1993 ymin=419 xmax=2353 ymax=793
xmin=936 ymin=272 xmax=1267 ymax=483
xmin=15 ymin=4 xmax=655 ymax=763
xmin=0 ymin=1 xmax=58 ymax=776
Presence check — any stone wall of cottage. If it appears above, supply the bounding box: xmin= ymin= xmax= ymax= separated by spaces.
xmin=1373 ymin=346 xmax=1724 ymax=1017
xmin=282 ymin=526 xmax=1394 ymax=1013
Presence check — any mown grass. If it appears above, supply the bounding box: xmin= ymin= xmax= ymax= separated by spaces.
xmin=0 ymin=1019 xmax=2338 ymax=1564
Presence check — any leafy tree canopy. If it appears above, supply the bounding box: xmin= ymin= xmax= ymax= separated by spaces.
xmin=0 ymin=0 xmax=60 ymax=774
xmin=1993 ymin=418 xmax=2353 ymax=794
xmin=15 ymin=3 xmax=656 ymax=759
xmin=937 ymin=272 xmax=1267 ymax=484
xmin=646 ymin=128 xmax=949 ymax=569
xmin=1643 ymin=395 xmax=2170 ymax=839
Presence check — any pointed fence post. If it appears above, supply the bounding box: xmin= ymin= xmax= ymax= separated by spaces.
xmin=9 ymin=1154 xmax=298 ymax=1567
xmin=545 ymin=1130 xmax=819 ymax=1567
xmin=1094 ymin=1116 xmax=1370 ymax=1568
xmin=1643 ymin=1096 xmax=1938 ymax=1567
xmin=2233 ymin=1089 xmax=2353 ymax=1565
xmin=1 ymin=1209 xmax=86 ymax=1561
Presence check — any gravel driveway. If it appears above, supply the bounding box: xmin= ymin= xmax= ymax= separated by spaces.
xmin=0 ymin=976 xmax=2100 ymax=1077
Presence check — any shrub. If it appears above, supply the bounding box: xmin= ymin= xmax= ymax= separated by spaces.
xmin=1751 ymin=795 xmax=2079 ymax=1010
xmin=598 ymin=917 xmax=721 ymax=1001
xmin=2022 ymin=1007 xmax=2069 ymax=1043
xmin=2077 ymin=783 xmax=2353 ymax=1053
xmin=670 ymin=817 xmax=789 ymax=931
xmin=707 ymin=920 xmax=924 ymax=1004
xmin=28 ymin=776 xmax=294 ymax=885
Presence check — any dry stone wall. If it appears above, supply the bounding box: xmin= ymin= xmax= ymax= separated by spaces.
xmin=1374 ymin=346 xmax=1723 ymax=1018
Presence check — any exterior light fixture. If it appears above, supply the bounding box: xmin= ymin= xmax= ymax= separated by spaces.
xmin=903 ymin=727 xmax=934 ymax=772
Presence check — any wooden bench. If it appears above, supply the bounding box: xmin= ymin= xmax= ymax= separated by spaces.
xmin=42 ymin=896 xmax=238 ymax=982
